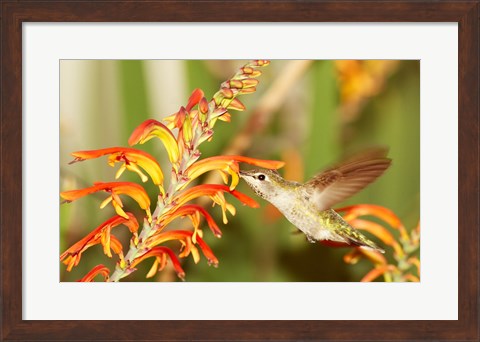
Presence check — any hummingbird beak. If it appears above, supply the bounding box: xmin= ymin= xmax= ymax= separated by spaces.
xmin=239 ymin=170 xmax=254 ymax=178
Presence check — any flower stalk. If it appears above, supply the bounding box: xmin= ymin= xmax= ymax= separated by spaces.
xmin=61 ymin=60 xmax=284 ymax=282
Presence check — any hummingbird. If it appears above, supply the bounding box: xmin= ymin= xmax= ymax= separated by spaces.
xmin=239 ymin=148 xmax=391 ymax=253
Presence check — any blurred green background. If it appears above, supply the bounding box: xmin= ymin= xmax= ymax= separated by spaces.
xmin=60 ymin=60 xmax=420 ymax=282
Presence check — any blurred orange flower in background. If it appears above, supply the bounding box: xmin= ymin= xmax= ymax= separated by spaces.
xmin=338 ymin=204 xmax=420 ymax=282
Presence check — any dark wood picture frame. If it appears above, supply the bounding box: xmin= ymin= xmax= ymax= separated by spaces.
xmin=1 ymin=1 xmax=478 ymax=341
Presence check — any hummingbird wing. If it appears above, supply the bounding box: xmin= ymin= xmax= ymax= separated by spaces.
xmin=305 ymin=147 xmax=391 ymax=212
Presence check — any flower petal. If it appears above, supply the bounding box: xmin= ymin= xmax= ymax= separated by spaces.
xmin=77 ymin=264 xmax=110 ymax=282
xmin=199 ymin=97 xmax=209 ymax=114
xmin=408 ymin=256 xmax=421 ymax=276
xmin=101 ymin=234 xmax=123 ymax=258
xmin=60 ymin=213 xmax=138 ymax=270
xmin=128 ymin=119 xmax=180 ymax=165
xmin=198 ymin=97 xmax=209 ymax=123
xmin=172 ymin=184 xmax=258 ymax=209
xmin=336 ymin=204 xmax=409 ymax=241
xmin=356 ymin=247 xmax=387 ymax=265
xmin=159 ymin=204 xmax=222 ymax=237
xmin=228 ymin=188 xmax=260 ymax=208
xmin=170 ymin=185 xmax=258 ymax=226
xmin=70 ymin=147 xmax=164 ymax=187
xmin=217 ymin=112 xmax=232 ymax=122
xmin=343 ymin=249 xmax=362 ymax=264
xmin=226 ymin=155 xmax=285 ymax=169
xmin=182 ymin=113 xmax=193 ymax=144
xmin=228 ymin=79 xmax=243 ymax=89
xmin=146 ymin=230 xmax=218 ymax=267
xmin=361 ymin=265 xmax=396 ymax=282
xmin=404 ymin=274 xmax=420 ymax=282
xmin=251 ymin=60 xmax=270 ymax=66
xmin=348 ymin=218 xmax=403 ymax=257
xmin=61 ymin=182 xmax=151 ymax=215
xmin=361 ymin=266 xmax=388 ymax=282
xmin=184 ymin=158 xmax=238 ymax=190
xmin=184 ymin=155 xmax=284 ymax=190
xmin=130 ymin=246 xmax=186 ymax=280
xmin=238 ymin=87 xmax=256 ymax=94
xmin=241 ymin=78 xmax=259 ymax=89
xmin=185 ymin=88 xmax=204 ymax=112
xmin=227 ymin=98 xmax=245 ymax=111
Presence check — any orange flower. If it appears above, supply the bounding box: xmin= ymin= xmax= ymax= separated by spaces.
xmin=128 ymin=119 xmax=180 ymax=167
xmin=347 ymin=218 xmax=404 ymax=257
xmin=185 ymin=88 xmax=205 ymax=112
xmin=146 ymin=230 xmax=218 ymax=267
xmin=337 ymin=204 xmax=409 ymax=242
xmin=61 ymin=60 xmax=273 ymax=282
xmin=160 ymin=89 xmax=206 ymax=151
xmin=337 ymin=204 xmax=420 ymax=282
xmin=361 ymin=265 xmax=397 ymax=282
xmin=60 ymin=182 xmax=151 ymax=220
xmin=163 ymin=106 xmax=198 ymax=131
xmin=343 ymin=247 xmax=387 ymax=266
xmin=159 ymin=204 xmax=222 ymax=238
xmin=78 ymin=264 xmax=110 ymax=282
xmin=130 ymin=246 xmax=185 ymax=280
xmin=60 ymin=213 xmax=138 ymax=271
xmin=184 ymin=155 xmax=285 ymax=190
xmin=172 ymin=184 xmax=258 ymax=224
xmin=69 ymin=147 xmax=165 ymax=192
xmin=173 ymin=184 xmax=258 ymax=208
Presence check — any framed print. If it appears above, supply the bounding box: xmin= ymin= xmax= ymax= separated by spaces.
xmin=1 ymin=1 xmax=478 ymax=341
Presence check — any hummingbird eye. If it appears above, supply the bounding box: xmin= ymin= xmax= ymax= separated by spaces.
xmin=258 ymin=174 xmax=266 ymax=181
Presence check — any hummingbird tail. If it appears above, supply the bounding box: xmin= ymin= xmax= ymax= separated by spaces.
xmin=347 ymin=238 xmax=385 ymax=254
xmin=336 ymin=226 xmax=385 ymax=254
xmin=353 ymin=242 xmax=385 ymax=254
